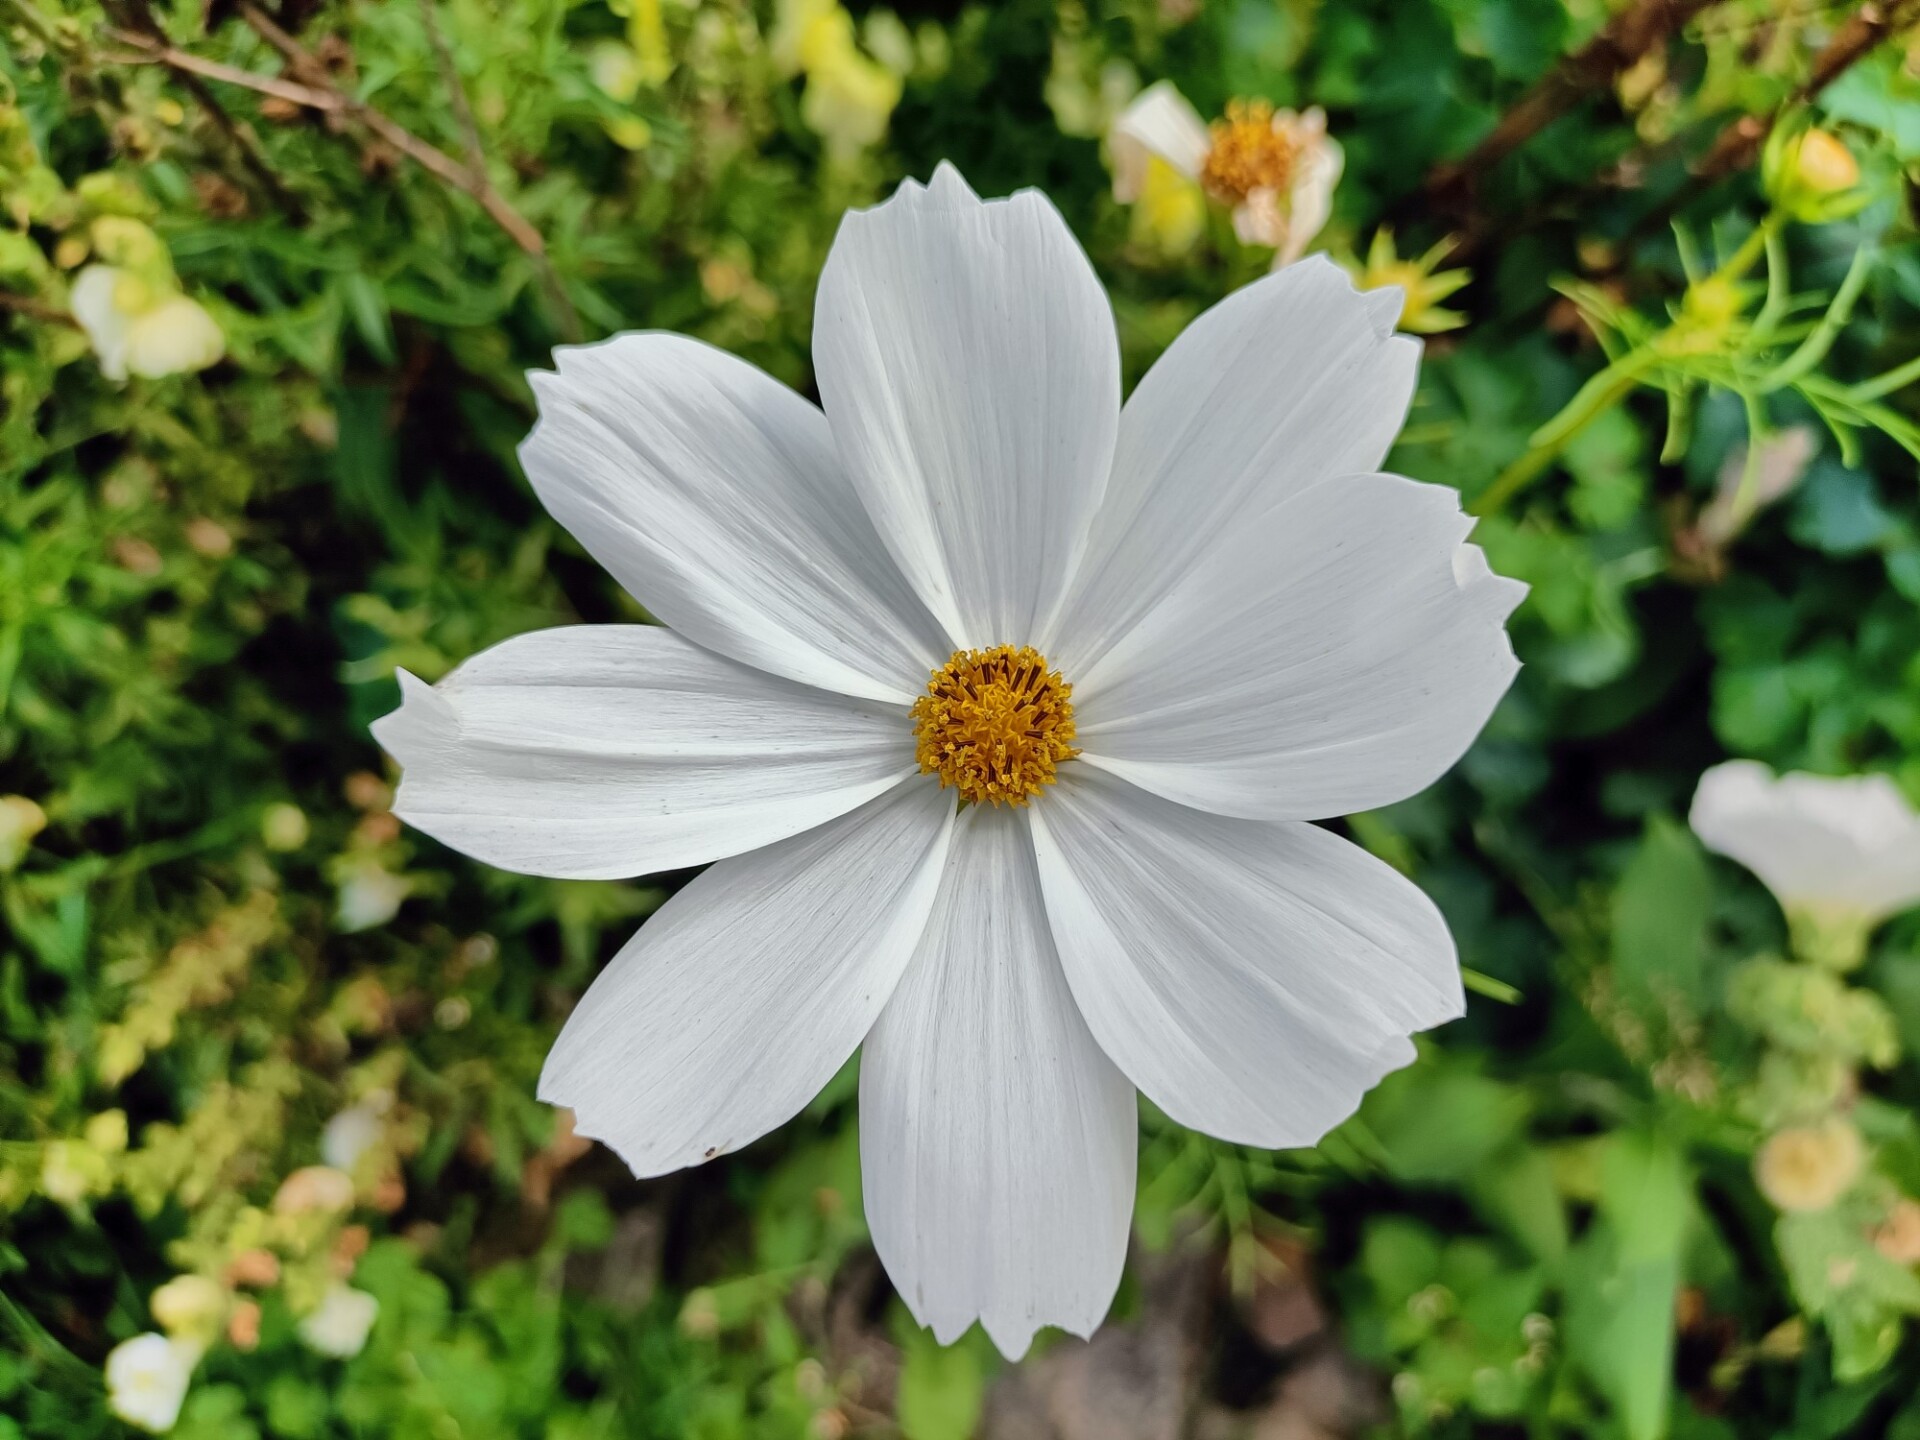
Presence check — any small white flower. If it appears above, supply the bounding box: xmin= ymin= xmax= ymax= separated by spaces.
xmin=375 ymin=165 xmax=1523 ymax=1357
xmin=333 ymin=861 xmax=412 ymax=933
xmin=321 ymin=1095 xmax=389 ymax=1172
xmin=297 ymin=1286 xmax=380 ymax=1359
xmin=104 ymin=1333 xmax=199 ymax=1434
xmin=1691 ymin=760 xmax=1920 ymax=962
xmin=70 ymin=266 xmax=225 ymax=383
xmin=1110 ymin=82 xmax=1341 ymax=266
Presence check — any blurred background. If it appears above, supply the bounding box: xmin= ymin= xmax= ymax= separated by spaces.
xmin=5 ymin=0 xmax=1920 ymax=1436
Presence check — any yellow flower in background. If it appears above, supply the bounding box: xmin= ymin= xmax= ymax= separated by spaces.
xmin=1345 ymin=229 xmax=1472 ymax=335
xmin=70 ymin=265 xmax=224 ymax=383
xmin=588 ymin=41 xmax=645 ymax=104
xmin=801 ymin=13 xmax=902 ymax=161
xmin=774 ymin=0 xmax=902 ymax=161
xmin=1109 ymin=81 xmax=1341 ymax=267
xmin=1129 ymin=153 xmax=1207 ymax=255
xmin=623 ymin=0 xmax=673 ymax=86
xmin=1756 ymin=1119 xmax=1866 ymax=1213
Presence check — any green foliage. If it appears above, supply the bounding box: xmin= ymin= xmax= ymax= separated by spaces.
xmin=5 ymin=1 xmax=1920 ymax=1438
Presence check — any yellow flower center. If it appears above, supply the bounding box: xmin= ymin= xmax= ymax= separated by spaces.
xmin=911 ymin=645 xmax=1078 ymax=806
xmin=1200 ymin=100 xmax=1297 ymax=201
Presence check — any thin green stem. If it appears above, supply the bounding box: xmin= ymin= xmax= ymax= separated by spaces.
xmin=1470 ymin=349 xmax=1661 ymax=517
xmin=1759 ymin=244 xmax=1875 ymax=394
xmin=1711 ymin=212 xmax=1784 ymax=286
xmin=1847 ymin=351 xmax=1920 ymax=405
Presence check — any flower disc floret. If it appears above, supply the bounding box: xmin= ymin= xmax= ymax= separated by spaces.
xmin=1200 ymin=100 xmax=1297 ymax=202
xmin=912 ymin=645 xmax=1078 ymax=806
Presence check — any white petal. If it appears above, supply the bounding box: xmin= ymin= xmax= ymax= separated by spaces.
xmin=1110 ymin=82 xmax=1211 ymax=200
xmin=1051 ymin=256 xmax=1420 ymax=678
xmin=1690 ymin=761 xmax=1920 ymax=924
xmin=371 ymin=625 xmax=914 ymax=880
xmin=521 ymin=333 xmax=946 ymax=703
xmin=540 ymin=781 xmax=954 ymax=1175
xmin=860 ymin=805 xmax=1136 ymax=1359
xmin=1274 ymin=134 xmax=1343 ymax=268
xmin=125 ymin=295 xmax=225 ymax=378
xmin=814 ymin=163 xmax=1121 ymax=651
xmin=71 ymin=265 xmax=133 ymax=382
xmin=1073 ymin=472 xmax=1524 ymax=821
xmin=1029 ymin=769 xmax=1459 ymax=1148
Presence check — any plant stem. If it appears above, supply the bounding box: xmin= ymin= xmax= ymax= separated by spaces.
xmin=1469 ymin=349 xmax=1661 ymax=517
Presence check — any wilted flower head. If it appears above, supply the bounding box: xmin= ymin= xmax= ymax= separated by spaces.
xmin=1110 ymin=82 xmax=1341 ymax=266
xmin=1755 ymin=1119 xmax=1866 ymax=1213
xmin=1691 ymin=761 xmax=1920 ymax=969
xmin=1697 ymin=425 xmax=1818 ymax=547
xmin=297 ymin=1285 xmax=380 ymax=1358
xmin=376 ymin=164 xmax=1522 ymax=1356
xmin=104 ymin=1332 xmax=200 ymax=1434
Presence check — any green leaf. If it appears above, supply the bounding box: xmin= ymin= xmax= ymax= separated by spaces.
xmin=1562 ymin=1133 xmax=1690 ymax=1440
xmin=1364 ymin=1061 xmax=1530 ymax=1185
xmin=1469 ymin=1144 xmax=1569 ymax=1264
xmin=1611 ymin=814 xmax=1712 ymax=1011
xmin=893 ymin=1311 xmax=990 ymax=1440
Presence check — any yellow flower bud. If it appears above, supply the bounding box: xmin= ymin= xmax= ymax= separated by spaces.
xmin=1789 ymin=129 xmax=1860 ymax=197
xmin=1761 ymin=119 xmax=1868 ymax=224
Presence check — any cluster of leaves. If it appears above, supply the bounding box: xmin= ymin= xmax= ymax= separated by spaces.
xmin=4 ymin=0 xmax=1920 ymax=1437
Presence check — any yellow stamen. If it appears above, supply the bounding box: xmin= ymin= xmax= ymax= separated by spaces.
xmin=912 ymin=645 xmax=1078 ymax=807
xmin=1199 ymin=100 xmax=1297 ymax=202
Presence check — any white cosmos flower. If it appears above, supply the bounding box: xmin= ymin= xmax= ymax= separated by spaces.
xmin=104 ymin=1332 xmax=200 ymax=1433
xmin=1690 ymin=760 xmax=1920 ymax=962
xmin=372 ymin=164 xmax=1523 ymax=1358
xmin=1110 ymin=82 xmax=1342 ymax=266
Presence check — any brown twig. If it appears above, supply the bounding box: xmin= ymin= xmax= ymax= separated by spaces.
xmin=115 ymin=1 xmax=578 ymax=341
xmin=111 ymin=0 xmax=302 ymax=218
xmin=233 ymin=2 xmax=580 ymax=338
xmin=106 ymin=31 xmax=344 ymax=110
xmin=1615 ymin=0 xmax=1920 ymax=244
xmin=0 ymin=291 xmax=80 ymax=326
xmin=1687 ymin=0 xmax=1920 ymax=186
xmin=1422 ymin=0 xmax=1731 ymax=221
xmin=105 ymin=3 xmax=580 ymax=338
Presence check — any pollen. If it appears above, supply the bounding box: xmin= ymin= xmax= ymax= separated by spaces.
xmin=1200 ymin=100 xmax=1297 ymax=201
xmin=912 ymin=645 xmax=1079 ymax=807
